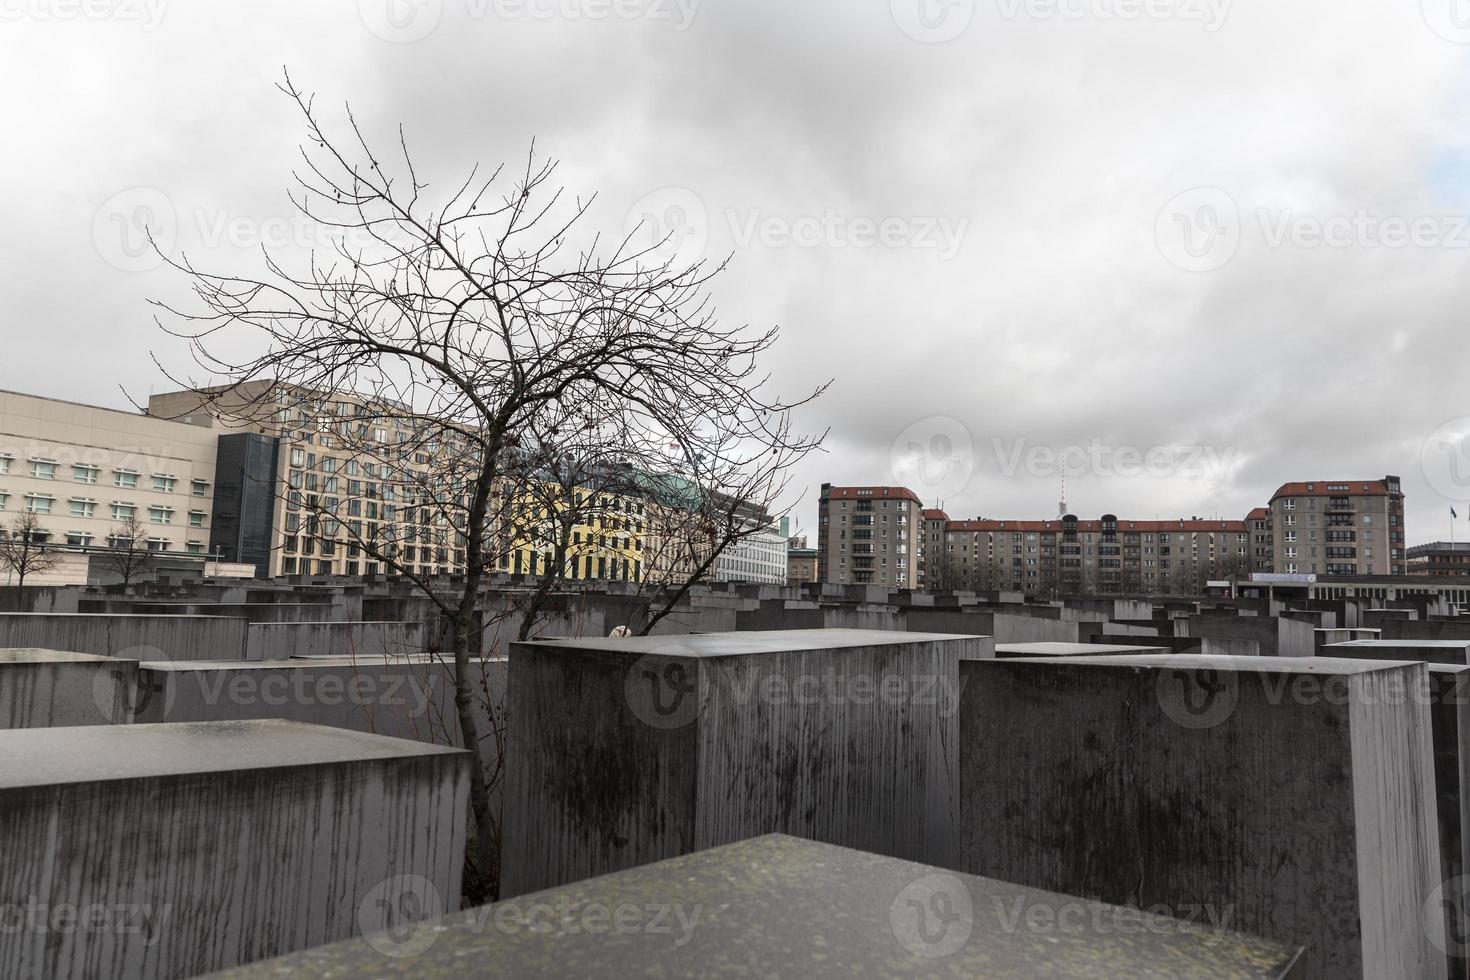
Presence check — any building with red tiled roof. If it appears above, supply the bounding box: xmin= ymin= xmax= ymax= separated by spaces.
xmin=822 ymin=474 xmax=1408 ymax=593
xmin=922 ymin=511 xmax=1251 ymax=596
xmin=1262 ymin=476 xmax=1404 ymax=576
xmin=817 ymin=484 xmax=924 ymax=588
xmin=824 ymin=485 xmax=925 ymax=505
xmin=1270 ymin=480 xmax=1394 ymax=500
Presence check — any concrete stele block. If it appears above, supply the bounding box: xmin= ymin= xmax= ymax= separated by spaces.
xmin=1429 ymin=664 xmax=1470 ymax=979
xmin=126 ymin=655 xmax=508 ymax=822
xmin=959 ymin=654 xmax=1444 ymax=979
xmin=208 ymin=834 xmax=1303 ymax=979
xmin=0 ymin=613 xmax=252 ymax=661
xmin=501 ymin=628 xmax=985 ymax=897
xmin=0 ymin=649 xmax=136 ymax=728
xmin=0 ymin=719 xmax=470 ymax=980
xmin=994 ymin=642 xmax=1169 ymax=659
xmin=1324 ymin=639 xmax=1470 ymax=666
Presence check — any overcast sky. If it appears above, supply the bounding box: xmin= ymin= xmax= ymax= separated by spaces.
xmin=4 ymin=0 xmax=1470 ymax=543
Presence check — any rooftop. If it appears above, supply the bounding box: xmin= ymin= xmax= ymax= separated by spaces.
xmin=821 ymin=485 xmax=923 ymax=504
xmin=1270 ymin=479 xmax=1398 ymax=500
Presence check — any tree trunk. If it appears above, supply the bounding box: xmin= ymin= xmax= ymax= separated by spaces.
xmin=451 ymin=609 xmax=498 ymax=903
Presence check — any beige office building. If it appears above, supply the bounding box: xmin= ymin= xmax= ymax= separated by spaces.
xmin=0 ymin=390 xmax=222 ymax=584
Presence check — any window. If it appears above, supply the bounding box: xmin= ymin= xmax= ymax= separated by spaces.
xmin=0 ymin=491 xmax=7 ymax=511
xmin=0 ymin=454 xmax=10 ymax=474
xmin=115 ymin=469 xmax=138 ymax=489
xmin=147 ymin=538 xmax=169 ymax=552
xmin=111 ymin=503 xmax=136 ymax=521
xmin=188 ymin=511 xmax=207 ymax=528
xmin=148 ymin=506 xmax=173 ymax=525
xmin=24 ymin=494 xmax=53 ymax=514
xmin=186 ymin=542 xmax=206 ymax=555
xmin=152 ymin=475 xmax=176 ymax=493
xmin=65 ymin=533 xmax=93 ymax=548
xmin=191 ymin=479 xmax=208 ymax=497
xmin=69 ymin=499 xmax=96 ymax=519
xmin=72 ymin=465 xmax=99 ymax=484
xmin=30 ymin=459 xmax=56 ymax=480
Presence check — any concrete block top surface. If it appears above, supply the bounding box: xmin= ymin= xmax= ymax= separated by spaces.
xmin=986 ymin=653 xmax=1423 ymax=675
xmin=1313 ymin=627 xmax=1381 ymax=634
xmin=1324 ymin=639 xmax=1470 ymax=649
xmin=211 ymin=834 xmax=1301 ymax=980
xmin=517 ymin=629 xmax=988 ymax=659
xmin=0 ymin=719 xmax=468 ymax=790
xmin=0 ymin=648 xmax=119 ymax=664
xmin=1427 ymin=663 xmax=1470 ymax=675
xmin=0 ymin=612 xmax=249 ymax=622
xmin=138 ymin=655 xmax=466 ymax=671
xmin=995 ymin=642 xmax=1170 ymax=657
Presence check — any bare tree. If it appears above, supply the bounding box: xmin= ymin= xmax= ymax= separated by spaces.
xmin=148 ymin=73 xmax=826 ymax=900
xmin=96 ymin=514 xmax=156 ymax=586
xmin=0 ymin=512 xmax=61 ymax=590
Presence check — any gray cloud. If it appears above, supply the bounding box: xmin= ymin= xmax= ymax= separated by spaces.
xmin=3 ymin=0 xmax=1470 ymax=544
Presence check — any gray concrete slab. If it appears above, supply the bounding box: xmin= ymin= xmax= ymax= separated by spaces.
xmin=995 ymin=641 xmax=1170 ymax=659
xmin=1188 ymin=614 xmax=1316 ymax=657
xmin=960 ymin=654 xmax=1444 ymax=978
xmin=0 ymin=719 xmax=470 ymax=979
xmin=0 ymin=613 xmax=251 ymax=661
xmin=1428 ymin=665 xmax=1470 ymax=979
xmin=520 ymin=627 xmax=988 ymax=658
xmin=125 ymin=656 xmax=506 ymax=822
xmin=1325 ymin=639 xmax=1470 ymax=666
xmin=501 ymin=629 xmax=978 ymax=897
xmin=209 ymin=834 xmax=1303 ymax=979
xmin=0 ymin=649 xmax=135 ymax=728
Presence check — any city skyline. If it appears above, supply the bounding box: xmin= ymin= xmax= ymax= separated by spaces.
xmin=5 ymin=1 xmax=1470 ymax=555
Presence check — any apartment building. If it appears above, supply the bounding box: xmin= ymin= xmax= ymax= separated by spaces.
xmin=816 ymin=484 xmax=923 ymax=588
xmin=1407 ymin=541 xmax=1470 ymax=577
xmin=1247 ymin=506 xmax=1273 ymax=572
xmin=921 ymin=511 xmax=1251 ymax=595
xmin=0 ymin=389 xmax=222 ymax=582
xmin=1266 ymin=477 xmax=1405 ymax=576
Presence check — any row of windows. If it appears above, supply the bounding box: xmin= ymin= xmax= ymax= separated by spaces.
xmin=0 ymin=492 xmax=208 ymax=526
xmin=10 ymin=527 xmax=209 ymax=555
xmin=0 ymin=458 xmax=207 ymax=495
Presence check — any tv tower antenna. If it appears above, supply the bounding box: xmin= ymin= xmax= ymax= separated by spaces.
xmin=1059 ymin=477 xmax=1068 ymax=518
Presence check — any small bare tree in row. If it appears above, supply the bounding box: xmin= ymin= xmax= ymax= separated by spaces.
xmin=149 ymin=72 xmax=826 ymax=899
xmin=96 ymin=514 xmax=156 ymax=586
xmin=0 ymin=512 xmax=62 ymax=591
